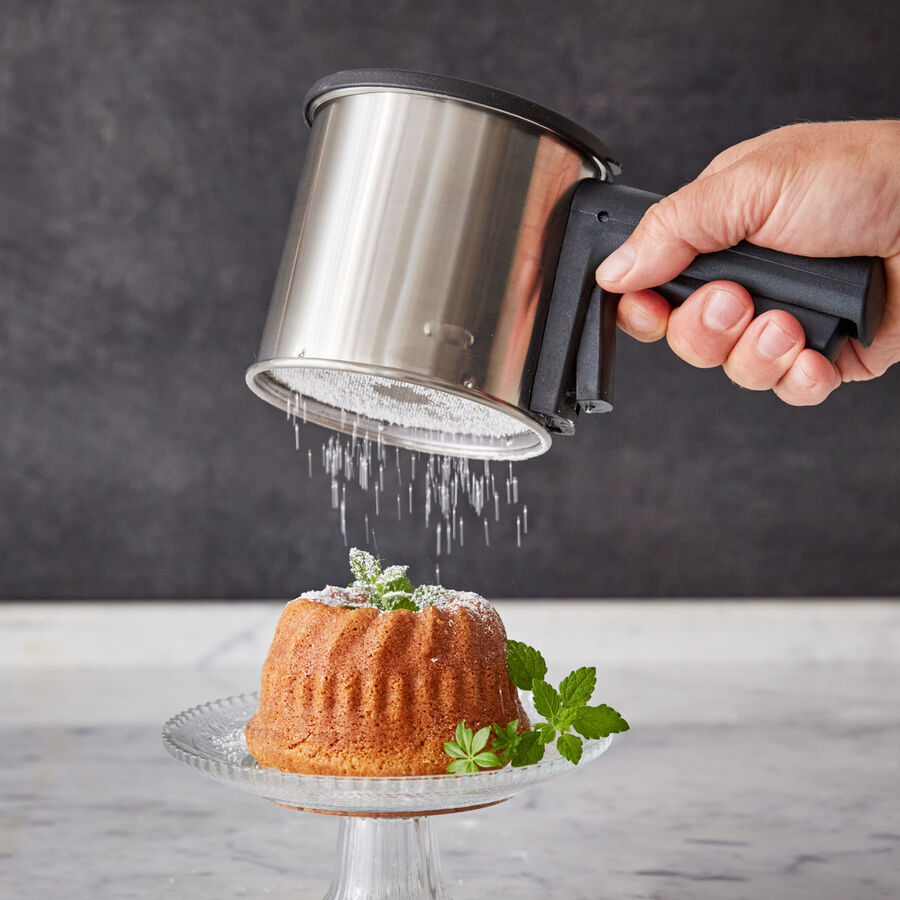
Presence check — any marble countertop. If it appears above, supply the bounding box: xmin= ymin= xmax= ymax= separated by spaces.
xmin=2 ymin=600 xmax=899 ymax=899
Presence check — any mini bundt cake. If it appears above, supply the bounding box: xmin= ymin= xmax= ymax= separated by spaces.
xmin=245 ymin=570 xmax=529 ymax=776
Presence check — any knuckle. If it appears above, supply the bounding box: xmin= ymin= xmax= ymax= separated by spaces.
xmin=636 ymin=200 xmax=676 ymax=243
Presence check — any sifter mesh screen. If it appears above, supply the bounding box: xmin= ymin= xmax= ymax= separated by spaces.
xmin=260 ymin=365 xmax=549 ymax=459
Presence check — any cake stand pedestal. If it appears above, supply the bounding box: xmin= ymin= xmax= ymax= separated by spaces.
xmin=324 ymin=816 xmax=447 ymax=900
xmin=163 ymin=693 xmax=613 ymax=900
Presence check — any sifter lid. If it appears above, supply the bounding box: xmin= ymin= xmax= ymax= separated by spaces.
xmin=304 ymin=69 xmax=620 ymax=176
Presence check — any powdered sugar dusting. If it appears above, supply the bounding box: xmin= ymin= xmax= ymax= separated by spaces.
xmin=299 ymin=585 xmax=373 ymax=607
xmin=295 ymin=584 xmax=496 ymax=622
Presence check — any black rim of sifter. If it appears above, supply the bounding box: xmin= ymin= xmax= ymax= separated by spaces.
xmin=304 ymin=68 xmax=619 ymax=174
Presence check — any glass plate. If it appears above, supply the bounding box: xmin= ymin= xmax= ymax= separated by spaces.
xmin=162 ymin=692 xmax=613 ymax=816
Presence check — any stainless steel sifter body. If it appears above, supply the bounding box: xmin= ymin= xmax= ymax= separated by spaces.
xmin=246 ymin=71 xmax=617 ymax=460
xmin=247 ymin=70 xmax=885 ymax=460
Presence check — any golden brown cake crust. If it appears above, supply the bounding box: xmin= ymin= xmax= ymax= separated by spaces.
xmin=245 ymin=594 xmax=530 ymax=776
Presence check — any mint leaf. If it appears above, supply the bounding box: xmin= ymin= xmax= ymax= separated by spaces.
xmin=572 ymin=704 xmax=630 ymax=739
xmin=510 ymin=730 xmax=545 ymax=767
xmin=411 ymin=585 xmax=450 ymax=607
xmin=456 ymin=721 xmax=472 ymax=754
xmin=505 ymin=640 xmax=547 ymax=691
xmin=472 ymin=751 xmax=502 ymax=768
xmin=495 ymin=720 xmax=519 ymax=740
xmin=559 ymin=666 xmax=596 ymax=708
xmin=471 ymin=726 xmax=491 ymax=755
xmin=383 ymin=592 xmax=417 ymax=611
xmin=557 ymin=733 xmax=583 ymax=765
xmin=536 ymin=722 xmax=557 ymax=744
xmin=380 ymin=565 xmax=413 ymax=595
xmin=387 ymin=577 xmax=415 ymax=595
xmin=349 ymin=548 xmax=381 ymax=585
xmin=444 ymin=740 xmax=468 ymax=759
xmin=531 ymin=679 xmax=561 ymax=720
xmin=445 ymin=721 xmax=505 ymax=773
xmin=490 ymin=720 xmax=520 ymax=764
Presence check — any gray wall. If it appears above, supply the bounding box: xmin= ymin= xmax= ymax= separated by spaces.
xmin=3 ymin=0 xmax=899 ymax=599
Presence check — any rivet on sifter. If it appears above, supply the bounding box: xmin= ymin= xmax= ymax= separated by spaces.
xmin=423 ymin=321 xmax=475 ymax=348
xmin=464 ymin=378 xmax=476 ymax=390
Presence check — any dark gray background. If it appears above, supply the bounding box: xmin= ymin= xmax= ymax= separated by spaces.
xmin=2 ymin=0 xmax=898 ymax=599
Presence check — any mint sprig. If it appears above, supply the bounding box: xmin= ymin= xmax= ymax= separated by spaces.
xmin=348 ymin=548 xmax=448 ymax=611
xmin=445 ymin=640 xmax=629 ymax=773
xmin=489 ymin=720 xmax=520 ymax=765
xmin=443 ymin=722 xmax=502 ymax=774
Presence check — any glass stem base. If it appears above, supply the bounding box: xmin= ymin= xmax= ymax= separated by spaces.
xmin=324 ymin=816 xmax=451 ymax=900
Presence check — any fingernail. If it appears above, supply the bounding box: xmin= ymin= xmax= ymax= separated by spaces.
xmin=702 ymin=289 xmax=746 ymax=331
xmin=794 ymin=356 xmax=819 ymax=389
xmin=596 ymin=242 xmax=636 ymax=284
xmin=757 ymin=321 xmax=797 ymax=359
xmin=627 ymin=305 xmax=660 ymax=334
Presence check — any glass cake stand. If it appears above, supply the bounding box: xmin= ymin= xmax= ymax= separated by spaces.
xmin=162 ymin=693 xmax=613 ymax=899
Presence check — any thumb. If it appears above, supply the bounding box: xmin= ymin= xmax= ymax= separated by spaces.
xmin=595 ymin=162 xmax=778 ymax=292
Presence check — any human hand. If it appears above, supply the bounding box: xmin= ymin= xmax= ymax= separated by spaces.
xmin=595 ymin=121 xmax=900 ymax=405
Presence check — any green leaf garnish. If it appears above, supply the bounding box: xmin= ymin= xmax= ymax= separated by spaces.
xmin=505 ymin=640 xmax=548 ymax=690
xmin=572 ymin=704 xmax=630 ymax=739
xmin=445 ymin=640 xmax=628 ymax=772
xmin=531 ymin=679 xmax=561 ymax=720
xmin=381 ymin=565 xmax=414 ymax=595
xmin=510 ymin=730 xmax=545 ymax=767
xmin=559 ymin=666 xmax=596 ymax=708
xmin=472 ymin=751 xmax=502 ymax=767
xmin=411 ymin=584 xmax=451 ymax=607
xmin=347 ymin=548 xmax=445 ymax=612
xmin=382 ymin=592 xmax=418 ymax=612
xmin=443 ymin=722 xmax=502 ymax=774
xmin=556 ymin=733 xmax=583 ymax=765
xmin=490 ymin=720 xmax=520 ymax=765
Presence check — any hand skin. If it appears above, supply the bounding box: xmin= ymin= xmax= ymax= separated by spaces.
xmin=595 ymin=121 xmax=900 ymax=405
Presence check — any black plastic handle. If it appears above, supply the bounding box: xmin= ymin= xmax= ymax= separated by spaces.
xmin=529 ymin=179 xmax=887 ymax=432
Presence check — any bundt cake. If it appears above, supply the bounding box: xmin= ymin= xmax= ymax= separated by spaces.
xmin=245 ymin=560 xmax=530 ymax=777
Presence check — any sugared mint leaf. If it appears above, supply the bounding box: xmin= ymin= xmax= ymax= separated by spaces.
xmin=383 ymin=592 xmax=417 ymax=612
xmin=349 ymin=548 xmax=381 ymax=585
xmin=559 ymin=666 xmax=596 ymax=708
xmin=388 ymin=576 xmax=415 ymax=595
xmin=506 ymin=640 xmax=548 ymax=691
xmin=572 ymin=704 xmax=630 ymax=739
xmin=557 ymin=733 xmax=583 ymax=765
xmin=510 ymin=730 xmax=545 ymax=767
xmin=531 ymin=679 xmax=561 ymax=720
xmin=380 ymin=565 xmax=413 ymax=595
xmin=411 ymin=585 xmax=451 ymax=607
